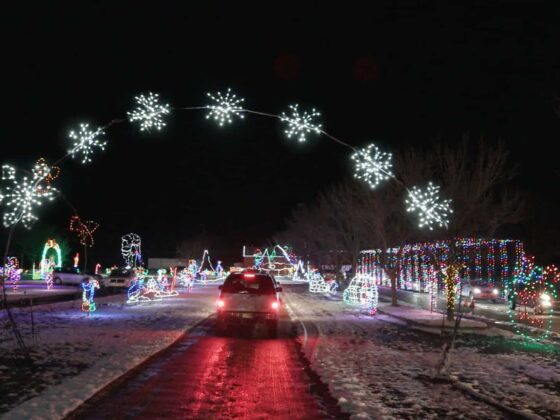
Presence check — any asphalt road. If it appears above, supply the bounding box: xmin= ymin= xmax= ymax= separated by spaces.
xmin=66 ymin=309 xmax=343 ymax=420
xmin=377 ymin=286 xmax=560 ymax=335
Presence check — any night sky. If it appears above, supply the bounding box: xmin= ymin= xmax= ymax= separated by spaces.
xmin=2 ymin=1 xmax=559 ymax=266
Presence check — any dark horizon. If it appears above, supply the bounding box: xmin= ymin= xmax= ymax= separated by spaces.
xmin=2 ymin=1 xmax=559 ymax=267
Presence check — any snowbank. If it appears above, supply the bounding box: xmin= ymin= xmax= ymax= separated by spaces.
xmin=284 ymin=288 xmax=560 ymax=419
xmin=0 ymin=285 xmax=218 ymax=419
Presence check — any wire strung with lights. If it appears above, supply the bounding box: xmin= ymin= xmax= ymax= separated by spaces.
xmin=280 ymin=104 xmax=322 ymax=142
xmin=128 ymin=92 xmax=170 ymax=131
xmin=351 ymin=143 xmax=393 ymax=189
xmin=0 ymin=161 xmax=57 ymax=228
xmin=206 ymin=88 xmax=245 ymax=126
xmin=68 ymin=123 xmax=107 ymax=164
xmin=405 ymin=182 xmax=452 ymax=230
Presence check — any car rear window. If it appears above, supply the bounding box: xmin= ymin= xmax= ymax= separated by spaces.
xmin=222 ymin=274 xmax=276 ymax=295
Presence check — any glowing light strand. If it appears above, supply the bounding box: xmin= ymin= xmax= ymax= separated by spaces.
xmin=68 ymin=124 xmax=107 ymax=164
xmin=206 ymin=88 xmax=245 ymax=126
xmin=280 ymin=104 xmax=322 ymax=142
xmin=351 ymin=143 xmax=393 ymax=189
xmin=69 ymin=215 xmax=99 ymax=247
xmin=406 ymin=182 xmax=452 ymax=230
xmin=128 ymin=92 xmax=170 ymax=131
xmin=0 ymin=162 xmax=57 ymax=228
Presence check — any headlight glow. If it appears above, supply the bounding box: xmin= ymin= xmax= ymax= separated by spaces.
xmin=473 ymin=288 xmax=481 ymax=294
xmin=493 ymin=288 xmax=499 ymax=295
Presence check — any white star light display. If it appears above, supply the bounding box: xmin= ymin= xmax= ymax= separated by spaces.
xmin=351 ymin=143 xmax=393 ymax=189
xmin=280 ymin=104 xmax=322 ymax=142
xmin=206 ymin=88 xmax=245 ymax=126
xmin=68 ymin=123 xmax=107 ymax=164
xmin=0 ymin=162 xmax=57 ymax=228
xmin=128 ymin=92 xmax=170 ymax=131
xmin=406 ymin=182 xmax=452 ymax=230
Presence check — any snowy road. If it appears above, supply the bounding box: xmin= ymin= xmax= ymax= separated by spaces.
xmin=66 ymin=310 xmax=342 ymax=419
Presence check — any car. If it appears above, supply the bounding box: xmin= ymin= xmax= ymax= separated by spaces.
xmin=461 ymin=279 xmax=502 ymax=303
xmin=216 ymin=270 xmax=282 ymax=335
xmin=104 ymin=268 xmax=135 ymax=289
xmin=52 ymin=267 xmax=101 ymax=286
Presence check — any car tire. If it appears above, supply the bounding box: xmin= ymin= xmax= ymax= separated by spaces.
xmin=54 ymin=277 xmax=62 ymax=285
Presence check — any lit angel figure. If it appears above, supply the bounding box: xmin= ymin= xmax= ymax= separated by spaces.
xmin=128 ymin=92 xmax=170 ymax=131
xmin=280 ymin=104 xmax=322 ymax=142
xmin=351 ymin=143 xmax=393 ymax=188
xmin=1 ymin=162 xmax=57 ymax=228
xmin=406 ymin=182 xmax=453 ymax=230
xmin=206 ymin=88 xmax=245 ymax=126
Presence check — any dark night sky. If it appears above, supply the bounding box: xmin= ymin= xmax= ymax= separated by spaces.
xmin=2 ymin=1 xmax=559 ymax=266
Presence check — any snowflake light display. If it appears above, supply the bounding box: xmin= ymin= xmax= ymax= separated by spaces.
xmin=69 ymin=215 xmax=99 ymax=247
xmin=68 ymin=123 xmax=107 ymax=164
xmin=280 ymin=104 xmax=322 ymax=142
xmin=206 ymin=88 xmax=245 ymax=126
xmin=351 ymin=143 xmax=393 ymax=189
xmin=406 ymin=182 xmax=452 ymax=230
xmin=342 ymin=274 xmax=379 ymax=314
xmin=0 ymin=162 xmax=57 ymax=228
xmin=128 ymin=92 xmax=170 ymax=131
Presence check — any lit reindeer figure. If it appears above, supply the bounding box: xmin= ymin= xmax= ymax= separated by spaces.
xmin=121 ymin=233 xmax=142 ymax=267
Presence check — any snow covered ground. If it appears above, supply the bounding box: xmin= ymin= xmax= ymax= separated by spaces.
xmin=285 ymin=287 xmax=560 ymax=419
xmin=0 ymin=285 xmax=218 ymax=419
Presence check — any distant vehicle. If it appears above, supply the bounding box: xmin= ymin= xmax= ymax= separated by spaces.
xmin=52 ymin=267 xmax=101 ymax=286
xmin=216 ymin=270 xmax=282 ymax=335
xmin=104 ymin=268 xmax=135 ymax=289
xmin=461 ymin=279 xmax=502 ymax=303
xmin=510 ymin=283 xmax=560 ymax=314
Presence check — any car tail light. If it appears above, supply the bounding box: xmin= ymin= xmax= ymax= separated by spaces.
xmin=217 ymin=299 xmax=225 ymax=309
xmin=271 ymin=301 xmax=279 ymax=310
xmin=244 ymin=274 xmax=255 ymax=278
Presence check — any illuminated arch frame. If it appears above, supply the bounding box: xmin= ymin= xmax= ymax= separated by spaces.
xmin=41 ymin=239 xmax=62 ymax=268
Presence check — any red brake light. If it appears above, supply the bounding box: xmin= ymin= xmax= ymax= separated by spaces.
xmin=217 ymin=299 xmax=225 ymax=308
xmin=244 ymin=274 xmax=255 ymax=278
xmin=271 ymin=301 xmax=279 ymax=310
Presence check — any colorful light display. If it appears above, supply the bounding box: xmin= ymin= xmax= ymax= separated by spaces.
xmin=505 ymin=255 xmax=558 ymax=341
xmin=308 ymin=271 xmax=331 ymax=293
xmin=81 ymin=278 xmax=100 ymax=312
xmin=280 ymin=104 xmax=322 ymax=142
xmin=41 ymin=239 xmax=62 ymax=274
xmin=406 ymin=182 xmax=452 ymax=230
xmin=342 ymin=274 xmax=379 ymax=314
xmin=206 ymin=88 xmax=245 ymax=126
xmin=69 ymin=215 xmax=99 ymax=247
xmin=121 ymin=233 xmax=142 ymax=267
xmin=128 ymin=92 xmax=170 ymax=131
xmin=351 ymin=143 xmax=393 ymax=189
xmin=5 ymin=257 xmax=22 ymax=291
xmin=68 ymin=123 xmax=107 ymax=164
xmin=0 ymin=161 xmax=57 ymax=228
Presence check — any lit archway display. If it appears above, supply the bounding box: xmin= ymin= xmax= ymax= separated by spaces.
xmin=41 ymin=239 xmax=62 ymax=269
